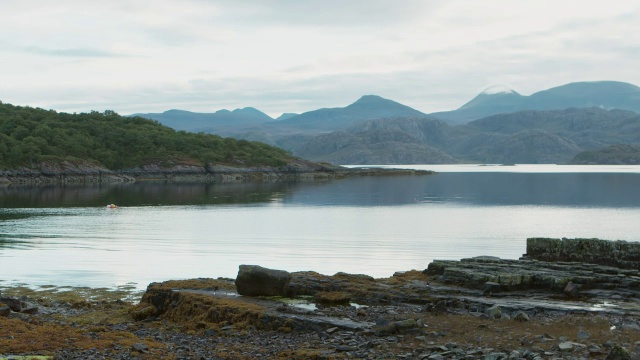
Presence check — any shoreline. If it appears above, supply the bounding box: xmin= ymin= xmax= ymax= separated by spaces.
xmin=0 ymin=166 xmax=433 ymax=185
xmin=3 ymin=238 xmax=640 ymax=359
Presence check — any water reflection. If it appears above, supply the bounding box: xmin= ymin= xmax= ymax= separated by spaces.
xmin=0 ymin=181 xmax=301 ymax=208
xmin=1 ymin=171 xmax=640 ymax=208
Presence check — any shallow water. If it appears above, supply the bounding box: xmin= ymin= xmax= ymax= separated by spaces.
xmin=2 ymin=164 xmax=640 ymax=289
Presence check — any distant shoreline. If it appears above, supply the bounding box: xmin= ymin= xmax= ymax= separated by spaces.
xmin=0 ymin=166 xmax=434 ymax=185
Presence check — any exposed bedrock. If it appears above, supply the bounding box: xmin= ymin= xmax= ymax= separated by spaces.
xmin=526 ymin=237 xmax=640 ymax=269
xmin=425 ymin=238 xmax=640 ymax=295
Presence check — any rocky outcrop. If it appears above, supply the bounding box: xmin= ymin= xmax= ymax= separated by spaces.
xmin=1 ymin=160 xmax=433 ymax=184
xmin=0 ymin=160 xmax=134 ymax=184
xmin=425 ymin=256 xmax=640 ymax=293
xmin=526 ymin=237 xmax=640 ymax=270
xmin=235 ymin=265 xmax=291 ymax=297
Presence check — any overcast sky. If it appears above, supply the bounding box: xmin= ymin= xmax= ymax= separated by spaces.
xmin=1 ymin=0 xmax=639 ymax=117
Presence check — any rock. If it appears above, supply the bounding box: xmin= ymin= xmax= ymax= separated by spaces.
xmin=484 ymin=352 xmax=507 ymax=360
xmin=132 ymin=304 xmax=157 ymax=320
xmin=513 ymin=311 xmax=530 ymax=322
xmin=394 ymin=319 xmax=418 ymax=333
xmin=0 ymin=296 xmax=23 ymax=312
xmin=564 ymin=281 xmax=580 ymax=297
xmin=132 ymin=342 xmax=149 ymax=353
xmin=235 ymin=265 xmax=291 ymax=297
xmin=486 ymin=305 xmax=501 ymax=319
xmin=326 ymin=327 xmax=339 ymax=334
xmin=336 ymin=345 xmax=357 ymax=352
xmin=526 ymin=237 xmax=640 ymax=270
xmin=0 ymin=306 xmax=10 ymax=317
xmin=20 ymin=306 xmax=39 ymax=314
xmin=606 ymin=345 xmax=631 ymax=360
xmin=588 ymin=344 xmax=604 ymax=354
xmin=558 ymin=341 xmax=574 ymax=352
xmin=577 ymin=328 xmax=591 ymax=340
xmin=314 ymin=291 xmax=351 ymax=305
xmin=484 ymin=281 xmax=501 ymax=295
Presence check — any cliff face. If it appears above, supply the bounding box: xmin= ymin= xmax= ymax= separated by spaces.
xmin=0 ymin=160 xmax=134 ymax=184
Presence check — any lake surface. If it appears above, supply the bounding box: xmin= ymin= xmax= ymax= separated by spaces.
xmin=2 ymin=164 xmax=640 ymax=290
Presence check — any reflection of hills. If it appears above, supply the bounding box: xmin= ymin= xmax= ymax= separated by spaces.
xmin=282 ymin=173 xmax=640 ymax=207
xmin=0 ymin=182 xmax=302 ymax=208
xmin=2 ymin=172 xmax=640 ymax=208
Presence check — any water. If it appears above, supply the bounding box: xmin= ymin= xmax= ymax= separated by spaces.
xmin=2 ymin=164 xmax=640 ymax=289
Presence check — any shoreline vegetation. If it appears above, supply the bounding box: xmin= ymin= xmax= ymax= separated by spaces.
xmin=0 ymin=101 xmax=433 ymax=185
xmin=2 ymin=238 xmax=640 ymax=359
xmin=0 ymin=162 xmax=433 ymax=185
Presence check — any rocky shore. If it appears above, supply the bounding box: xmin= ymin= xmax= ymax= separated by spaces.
xmin=2 ymin=238 xmax=640 ymax=359
xmin=0 ymin=159 xmax=432 ymax=185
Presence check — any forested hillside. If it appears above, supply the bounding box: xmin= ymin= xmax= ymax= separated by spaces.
xmin=570 ymin=144 xmax=640 ymax=165
xmin=0 ymin=102 xmax=292 ymax=170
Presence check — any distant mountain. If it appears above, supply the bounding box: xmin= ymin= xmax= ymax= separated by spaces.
xmin=570 ymin=144 xmax=640 ymax=165
xmin=127 ymin=81 xmax=640 ymax=165
xmin=449 ymin=107 xmax=640 ymax=163
xmin=134 ymin=107 xmax=273 ymax=132
xmin=462 ymin=107 xmax=640 ymax=149
xmin=277 ymin=95 xmax=427 ymax=131
xmin=430 ymin=81 xmax=640 ymax=125
xmin=291 ymin=107 xmax=640 ymax=164
xmin=275 ymin=113 xmax=298 ymax=121
xmin=293 ymin=117 xmax=458 ymax=164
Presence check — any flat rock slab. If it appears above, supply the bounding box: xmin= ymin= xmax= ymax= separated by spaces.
xmin=424 ymin=256 xmax=640 ymax=316
xmin=176 ymin=289 xmax=374 ymax=331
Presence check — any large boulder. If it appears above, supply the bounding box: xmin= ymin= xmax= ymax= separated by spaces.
xmin=235 ymin=265 xmax=291 ymax=297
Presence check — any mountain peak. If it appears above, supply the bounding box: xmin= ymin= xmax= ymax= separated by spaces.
xmin=354 ymin=94 xmax=386 ymax=102
xmin=480 ymin=85 xmax=519 ymax=95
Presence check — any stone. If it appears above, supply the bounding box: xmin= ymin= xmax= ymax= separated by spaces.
xmin=526 ymin=237 xmax=640 ymax=270
xmin=132 ymin=342 xmax=149 ymax=353
xmin=235 ymin=265 xmax=291 ymax=297
xmin=0 ymin=296 xmax=23 ymax=312
xmin=484 ymin=281 xmax=501 ymax=295
xmin=326 ymin=327 xmax=338 ymax=334
xmin=132 ymin=305 xmax=157 ymax=320
xmin=20 ymin=306 xmax=39 ymax=314
xmin=577 ymin=328 xmax=591 ymax=340
xmin=0 ymin=306 xmax=10 ymax=317
xmin=485 ymin=305 xmax=501 ymax=319
xmin=606 ymin=345 xmax=631 ymax=360
xmin=394 ymin=319 xmax=418 ymax=333
xmin=484 ymin=352 xmax=507 ymax=360
xmin=314 ymin=291 xmax=351 ymax=305
xmin=564 ymin=281 xmax=580 ymax=297
xmin=558 ymin=341 xmax=574 ymax=352
xmin=513 ymin=311 xmax=529 ymax=322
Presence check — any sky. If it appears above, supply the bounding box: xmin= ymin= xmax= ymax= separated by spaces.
xmin=1 ymin=1 xmax=639 ymax=118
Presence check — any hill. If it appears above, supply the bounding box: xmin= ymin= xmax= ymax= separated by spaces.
xmin=570 ymin=144 xmax=640 ymax=165
xmin=290 ymin=107 xmax=640 ymax=164
xmin=133 ymin=107 xmax=273 ymax=132
xmin=294 ymin=117 xmax=456 ymax=164
xmin=262 ymin=95 xmax=427 ymax=131
xmin=0 ymin=102 xmax=297 ymax=171
xmin=430 ymin=81 xmax=640 ymax=125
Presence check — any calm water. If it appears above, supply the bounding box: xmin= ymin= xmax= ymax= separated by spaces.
xmin=2 ymin=164 xmax=640 ymax=289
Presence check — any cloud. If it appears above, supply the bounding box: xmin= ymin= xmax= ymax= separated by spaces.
xmin=1 ymin=0 xmax=640 ymax=118
xmin=23 ymin=46 xmax=123 ymax=58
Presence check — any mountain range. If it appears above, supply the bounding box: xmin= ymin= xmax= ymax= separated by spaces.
xmin=134 ymin=81 xmax=640 ymax=164
xmin=431 ymin=81 xmax=640 ymax=124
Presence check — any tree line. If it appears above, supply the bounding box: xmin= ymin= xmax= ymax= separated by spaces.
xmin=0 ymin=102 xmax=291 ymax=170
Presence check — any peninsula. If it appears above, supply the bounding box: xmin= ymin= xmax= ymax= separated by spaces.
xmin=0 ymin=102 xmax=430 ymax=184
